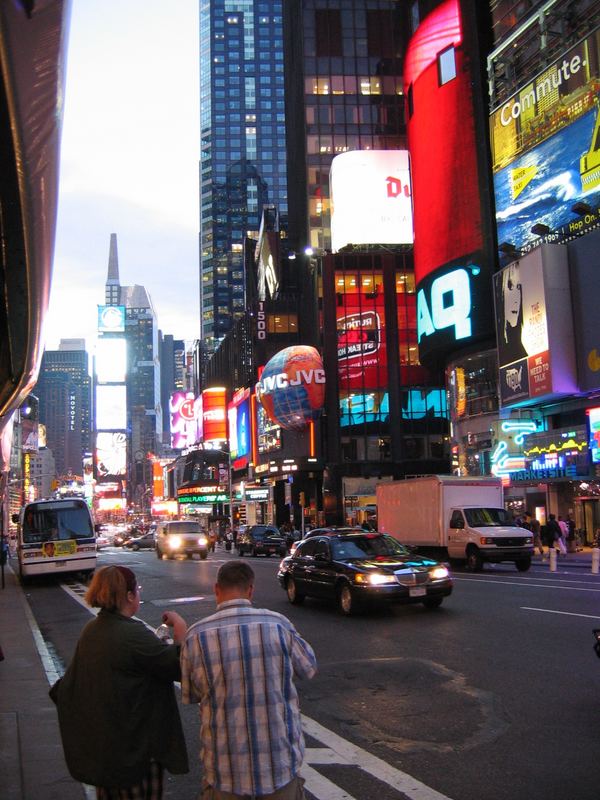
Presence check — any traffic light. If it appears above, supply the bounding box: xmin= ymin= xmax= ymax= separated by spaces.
xmin=299 ymin=492 xmax=306 ymax=507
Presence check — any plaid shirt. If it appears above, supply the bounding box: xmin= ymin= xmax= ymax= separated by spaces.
xmin=181 ymin=600 xmax=317 ymax=796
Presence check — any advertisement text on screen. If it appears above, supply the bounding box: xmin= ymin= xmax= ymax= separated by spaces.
xmin=417 ymin=267 xmax=473 ymax=344
xmin=256 ymin=368 xmax=325 ymax=395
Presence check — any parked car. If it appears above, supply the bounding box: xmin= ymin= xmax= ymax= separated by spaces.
xmin=123 ymin=531 xmax=156 ymax=551
xmin=156 ymin=519 xmax=209 ymax=560
xmin=277 ymin=530 xmax=453 ymax=615
xmin=236 ymin=525 xmax=287 ymax=557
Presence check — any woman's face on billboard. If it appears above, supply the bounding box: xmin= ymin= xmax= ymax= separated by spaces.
xmin=503 ymin=264 xmax=522 ymax=328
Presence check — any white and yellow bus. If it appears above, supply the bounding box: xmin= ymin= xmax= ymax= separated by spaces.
xmin=14 ymin=497 xmax=97 ymax=579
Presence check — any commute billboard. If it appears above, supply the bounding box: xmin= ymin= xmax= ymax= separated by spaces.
xmin=490 ymin=28 xmax=600 ymax=252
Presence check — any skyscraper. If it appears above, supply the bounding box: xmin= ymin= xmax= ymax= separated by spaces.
xmin=35 ymin=340 xmax=91 ymax=478
xmin=199 ymin=1 xmax=288 ymax=360
xmin=99 ymin=234 xmax=162 ymax=512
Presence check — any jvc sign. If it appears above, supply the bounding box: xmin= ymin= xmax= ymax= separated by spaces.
xmin=416 ymin=263 xmax=490 ymax=365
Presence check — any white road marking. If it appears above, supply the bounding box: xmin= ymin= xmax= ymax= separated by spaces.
xmin=301 ymin=715 xmax=454 ymax=800
xmin=521 ymin=607 xmax=600 ymax=619
xmin=300 ymin=763 xmax=357 ymax=799
xmin=151 ymin=595 xmax=209 ymax=605
xmin=61 ymin=581 xmax=99 ymax=614
xmin=454 ymin=577 xmax=600 ymax=592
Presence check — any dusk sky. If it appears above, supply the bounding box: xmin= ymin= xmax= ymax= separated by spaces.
xmin=45 ymin=0 xmax=200 ymax=353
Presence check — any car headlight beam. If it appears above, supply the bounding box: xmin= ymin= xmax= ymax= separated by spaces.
xmin=429 ymin=566 xmax=449 ymax=580
xmin=168 ymin=535 xmax=182 ymax=549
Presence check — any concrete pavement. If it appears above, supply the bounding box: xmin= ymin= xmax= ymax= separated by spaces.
xmin=0 ymin=563 xmax=86 ymax=799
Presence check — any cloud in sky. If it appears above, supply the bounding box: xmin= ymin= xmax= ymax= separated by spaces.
xmin=46 ymin=0 xmax=200 ymax=352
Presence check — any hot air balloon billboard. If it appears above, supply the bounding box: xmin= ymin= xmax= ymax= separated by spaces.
xmin=255 ymin=346 xmax=325 ymax=431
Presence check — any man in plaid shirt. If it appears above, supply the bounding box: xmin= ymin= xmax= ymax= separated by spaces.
xmin=181 ymin=561 xmax=317 ymax=799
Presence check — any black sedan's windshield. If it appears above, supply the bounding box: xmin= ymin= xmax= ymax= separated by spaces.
xmin=331 ymin=535 xmax=409 ymax=560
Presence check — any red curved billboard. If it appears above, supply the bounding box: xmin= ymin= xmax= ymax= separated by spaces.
xmin=405 ymin=0 xmax=495 ymax=365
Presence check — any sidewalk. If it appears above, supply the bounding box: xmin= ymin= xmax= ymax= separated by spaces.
xmin=0 ymin=564 xmax=86 ymax=800
xmin=531 ymin=545 xmax=598 ymax=569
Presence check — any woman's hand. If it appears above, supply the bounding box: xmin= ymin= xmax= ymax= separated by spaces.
xmin=162 ymin=611 xmax=188 ymax=645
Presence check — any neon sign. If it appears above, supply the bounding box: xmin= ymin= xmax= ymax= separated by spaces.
xmin=417 ymin=267 xmax=474 ymax=345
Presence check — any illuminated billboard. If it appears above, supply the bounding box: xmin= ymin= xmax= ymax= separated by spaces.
xmin=96 ymin=385 xmax=127 ymax=430
xmin=256 ymin=402 xmax=281 ymax=454
xmin=95 ymin=431 xmax=127 ymax=478
xmin=569 ymin=229 xmax=600 ymax=391
xmin=202 ymin=387 xmax=227 ymax=443
xmin=493 ymin=245 xmax=577 ymax=406
xmin=97 ymin=305 xmax=125 ymax=333
xmin=339 ymin=389 xmax=447 ymax=427
xmin=256 ymin=230 xmax=280 ymax=301
xmin=96 ymin=337 xmax=127 ymax=383
xmin=336 ymin=270 xmax=387 ymax=390
xmin=330 ymin=150 xmax=413 ymax=252
xmin=169 ymin=391 xmax=202 ymax=449
xmin=490 ymin=29 xmax=600 ymax=252
xmin=255 ymin=346 xmax=325 ymax=431
xmin=405 ymin=0 xmax=496 ymax=364
xmin=588 ymin=407 xmax=600 ymax=464
xmin=228 ymin=388 xmax=251 ymax=469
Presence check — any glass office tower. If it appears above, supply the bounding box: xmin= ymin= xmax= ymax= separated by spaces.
xmin=199 ymin=1 xmax=288 ymax=361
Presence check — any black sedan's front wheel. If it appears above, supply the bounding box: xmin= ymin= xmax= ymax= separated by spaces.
xmin=286 ymin=577 xmax=305 ymax=605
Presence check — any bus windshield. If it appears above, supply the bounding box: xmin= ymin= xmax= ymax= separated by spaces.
xmin=23 ymin=501 xmax=94 ymax=544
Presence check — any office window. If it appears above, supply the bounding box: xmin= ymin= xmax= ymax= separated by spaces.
xmin=315 ymin=9 xmax=343 ymax=57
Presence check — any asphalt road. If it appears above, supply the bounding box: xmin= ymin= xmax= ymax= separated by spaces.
xmin=21 ymin=546 xmax=600 ymax=800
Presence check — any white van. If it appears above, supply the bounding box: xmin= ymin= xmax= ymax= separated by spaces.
xmin=156 ymin=520 xmax=209 ymax=560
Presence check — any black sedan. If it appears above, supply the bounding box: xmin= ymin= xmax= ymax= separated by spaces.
xmin=277 ymin=531 xmax=453 ymax=615
xmin=123 ymin=531 xmax=156 ymax=551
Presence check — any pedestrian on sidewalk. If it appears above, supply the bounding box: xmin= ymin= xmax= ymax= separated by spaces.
xmin=558 ymin=515 xmax=569 ymax=555
xmin=546 ymin=514 xmax=563 ymax=556
xmin=181 ymin=560 xmax=317 ymax=800
xmin=529 ymin=514 xmax=544 ymax=558
xmin=50 ymin=565 xmax=189 ymax=798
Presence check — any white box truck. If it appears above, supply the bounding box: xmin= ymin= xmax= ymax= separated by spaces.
xmin=376 ymin=476 xmax=533 ymax=572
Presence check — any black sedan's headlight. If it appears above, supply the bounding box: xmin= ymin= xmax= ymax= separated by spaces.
xmin=354 ymin=572 xmax=397 ymax=586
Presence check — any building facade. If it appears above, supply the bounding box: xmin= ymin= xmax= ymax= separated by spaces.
xmin=35 ymin=340 xmax=91 ymax=479
xmin=199 ymin=0 xmax=288 ymax=362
